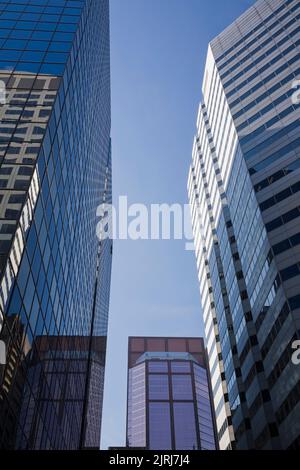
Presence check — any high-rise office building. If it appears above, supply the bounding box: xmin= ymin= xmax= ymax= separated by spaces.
xmin=15 ymin=334 xmax=107 ymax=449
xmin=0 ymin=0 xmax=112 ymax=449
xmin=188 ymin=0 xmax=300 ymax=450
xmin=127 ymin=336 xmax=217 ymax=450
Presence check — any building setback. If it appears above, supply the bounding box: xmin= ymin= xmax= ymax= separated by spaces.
xmin=188 ymin=0 xmax=300 ymax=450
xmin=0 ymin=0 xmax=112 ymax=449
xmin=127 ymin=336 xmax=217 ymax=450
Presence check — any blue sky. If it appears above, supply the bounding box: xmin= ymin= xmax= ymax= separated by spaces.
xmin=101 ymin=0 xmax=255 ymax=449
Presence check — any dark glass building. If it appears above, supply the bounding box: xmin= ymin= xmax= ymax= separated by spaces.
xmin=127 ymin=337 xmax=217 ymax=450
xmin=188 ymin=0 xmax=300 ymax=450
xmin=0 ymin=0 xmax=112 ymax=449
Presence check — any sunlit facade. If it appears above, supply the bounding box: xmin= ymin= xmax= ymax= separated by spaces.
xmin=127 ymin=337 xmax=217 ymax=450
xmin=0 ymin=0 xmax=112 ymax=449
xmin=188 ymin=0 xmax=300 ymax=450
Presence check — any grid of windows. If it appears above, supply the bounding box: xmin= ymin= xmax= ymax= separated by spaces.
xmin=215 ymin=0 xmax=295 ymax=66
xmin=127 ymin=338 xmax=217 ymax=450
xmin=149 ymin=402 xmax=172 ymax=450
xmin=0 ymin=0 xmax=82 ymax=75
xmin=148 ymin=374 xmax=169 ymax=401
xmin=0 ymin=0 xmax=112 ymax=450
xmin=146 ymin=359 xmax=216 ymax=450
xmin=127 ymin=363 xmax=146 ymax=449
xmin=188 ymin=0 xmax=300 ymax=451
xmin=173 ymin=402 xmax=198 ymax=450
xmin=194 ymin=364 xmax=216 ymax=450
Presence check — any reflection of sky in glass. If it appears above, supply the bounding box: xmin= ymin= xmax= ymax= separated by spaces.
xmin=149 ymin=402 xmax=172 ymax=450
xmin=0 ymin=0 xmax=112 ymax=450
xmin=127 ymin=363 xmax=146 ymax=448
xmin=194 ymin=364 xmax=216 ymax=450
xmin=172 ymin=374 xmax=193 ymax=400
xmin=148 ymin=361 xmax=168 ymax=373
xmin=148 ymin=374 xmax=169 ymax=400
xmin=0 ymin=8 xmax=79 ymax=76
xmin=127 ymin=338 xmax=217 ymax=450
xmin=173 ymin=402 xmax=198 ymax=450
xmin=171 ymin=361 xmax=191 ymax=373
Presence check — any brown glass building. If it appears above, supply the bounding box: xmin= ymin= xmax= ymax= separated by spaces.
xmin=127 ymin=336 xmax=218 ymax=450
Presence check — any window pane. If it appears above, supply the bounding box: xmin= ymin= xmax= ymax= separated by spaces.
xmin=172 ymin=374 xmax=193 ymax=400
xmin=171 ymin=361 xmax=190 ymax=373
xmin=148 ymin=361 xmax=168 ymax=373
xmin=148 ymin=374 xmax=169 ymax=400
xmin=173 ymin=402 xmax=198 ymax=450
xmin=149 ymin=403 xmax=172 ymax=450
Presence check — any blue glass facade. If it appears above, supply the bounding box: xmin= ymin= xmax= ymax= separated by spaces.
xmin=0 ymin=0 xmax=112 ymax=449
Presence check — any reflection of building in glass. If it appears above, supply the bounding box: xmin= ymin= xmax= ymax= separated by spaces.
xmin=127 ymin=337 xmax=217 ymax=450
xmin=0 ymin=73 xmax=59 ymax=272
xmin=15 ymin=335 xmax=106 ymax=450
xmin=188 ymin=0 xmax=300 ymax=450
xmin=0 ymin=0 xmax=112 ymax=449
xmin=0 ymin=315 xmax=30 ymax=448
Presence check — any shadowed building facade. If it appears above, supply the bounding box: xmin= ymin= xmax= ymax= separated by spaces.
xmin=127 ymin=336 xmax=217 ymax=450
xmin=0 ymin=0 xmax=112 ymax=449
xmin=188 ymin=0 xmax=300 ymax=450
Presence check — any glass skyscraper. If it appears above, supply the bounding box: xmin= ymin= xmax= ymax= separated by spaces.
xmin=127 ymin=337 xmax=217 ymax=450
xmin=188 ymin=0 xmax=300 ymax=450
xmin=0 ymin=0 xmax=112 ymax=449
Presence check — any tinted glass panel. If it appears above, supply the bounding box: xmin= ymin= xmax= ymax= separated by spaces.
xmin=148 ymin=374 xmax=169 ymax=400
xmin=173 ymin=402 xmax=198 ymax=450
xmin=149 ymin=402 xmax=172 ymax=450
xmin=172 ymin=374 xmax=193 ymax=400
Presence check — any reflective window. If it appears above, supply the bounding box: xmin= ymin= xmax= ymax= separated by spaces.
xmin=149 ymin=402 xmax=172 ymax=450
xmin=148 ymin=361 xmax=168 ymax=373
xmin=0 ymin=0 xmax=112 ymax=451
xmin=173 ymin=402 xmax=198 ymax=450
xmin=172 ymin=374 xmax=193 ymax=400
xmin=171 ymin=361 xmax=190 ymax=373
xmin=148 ymin=374 xmax=169 ymax=400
